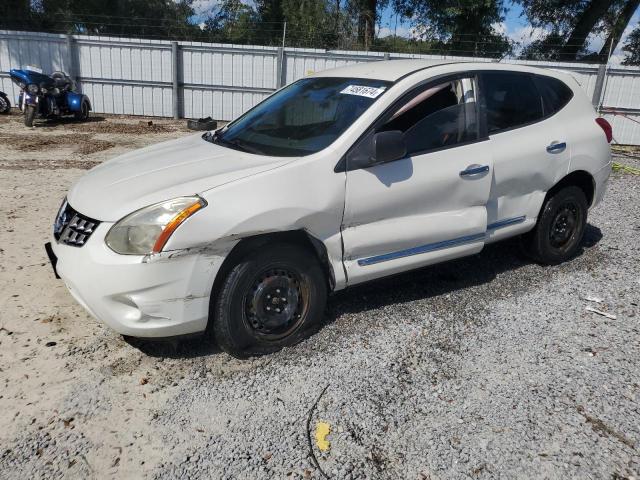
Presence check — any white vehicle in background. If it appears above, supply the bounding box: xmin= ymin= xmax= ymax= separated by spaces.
xmin=45 ymin=60 xmax=612 ymax=358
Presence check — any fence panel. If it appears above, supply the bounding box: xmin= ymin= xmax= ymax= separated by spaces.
xmin=1 ymin=29 xmax=639 ymax=144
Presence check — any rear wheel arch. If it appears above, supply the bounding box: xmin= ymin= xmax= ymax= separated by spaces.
xmin=207 ymin=230 xmax=334 ymax=329
xmin=547 ymin=170 xmax=595 ymax=208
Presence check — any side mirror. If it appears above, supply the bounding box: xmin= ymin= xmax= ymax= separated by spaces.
xmin=373 ymin=130 xmax=407 ymax=164
xmin=346 ymin=130 xmax=407 ymax=170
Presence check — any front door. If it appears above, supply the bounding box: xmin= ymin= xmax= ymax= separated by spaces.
xmin=341 ymin=75 xmax=494 ymax=285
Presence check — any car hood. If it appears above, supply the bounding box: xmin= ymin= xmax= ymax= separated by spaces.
xmin=67 ymin=134 xmax=291 ymax=221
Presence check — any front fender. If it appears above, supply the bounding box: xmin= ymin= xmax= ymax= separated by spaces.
xmin=66 ymin=92 xmax=90 ymax=112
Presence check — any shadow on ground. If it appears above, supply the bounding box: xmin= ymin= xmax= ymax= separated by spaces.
xmin=34 ymin=115 xmax=107 ymax=127
xmin=127 ymin=224 xmax=602 ymax=359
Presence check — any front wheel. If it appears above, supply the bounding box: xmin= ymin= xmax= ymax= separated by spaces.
xmin=0 ymin=95 xmax=10 ymax=114
xmin=522 ymin=186 xmax=588 ymax=265
xmin=213 ymin=243 xmax=327 ymax=358
xmin=74 ymin=100 xmax=89 ymax=121
xmin=24 ymin=105 xmax=36 ymax=127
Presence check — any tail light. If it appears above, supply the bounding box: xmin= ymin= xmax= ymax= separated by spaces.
xmin=595 ymin=117 xmax=612 ymax=143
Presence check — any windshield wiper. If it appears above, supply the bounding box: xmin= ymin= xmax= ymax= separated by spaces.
xmin=213 ymin=134 xmax=264 ymax=155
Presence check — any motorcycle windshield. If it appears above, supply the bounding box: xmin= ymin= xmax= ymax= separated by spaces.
xmin=9 ymin=69 xmax=54 ymax=88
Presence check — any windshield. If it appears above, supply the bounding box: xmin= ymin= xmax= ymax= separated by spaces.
xmin=209 ymin=77 xmax=391 ymax=157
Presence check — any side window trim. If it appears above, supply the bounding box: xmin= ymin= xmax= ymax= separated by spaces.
xmin=339 ymin=72 xmax=487 ymax=172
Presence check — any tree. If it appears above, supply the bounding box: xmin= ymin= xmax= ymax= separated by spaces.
xmin=517 ymin=0 xmax=640 ymax=61
xmin=622 ymin=25 xmax=640 ymax=64
xmin=394 ymin=0 xmax=513 ymax=58
xmin=204 ymin=0 xmax=260 ymax=44
xmin=352 ymin=0 xmax=379 ymax=49
xmin=598 ymin=0 xmax=640 ymax=59
xmin=559 ymin=0 xmax=616 ymax=58
xmin=0 ymin=0 xmax=33 ymax=31
xmin=28 ymin=0 xmax=198 ymax=38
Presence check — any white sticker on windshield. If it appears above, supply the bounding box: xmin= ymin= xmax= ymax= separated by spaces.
xmin=340 ymin=85 xmax=386 ymax=98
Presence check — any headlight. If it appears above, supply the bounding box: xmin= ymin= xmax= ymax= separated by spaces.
xmin=105 ymin=196 xmax=206 ymax=255
xmin=27 ymin=84 xmax=39 ymax=94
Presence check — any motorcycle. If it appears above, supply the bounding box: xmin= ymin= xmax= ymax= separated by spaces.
xmin=9 ymin=67 xmax=91 ymax=127
xmin=0 ymin=91 xmax=10 ymax=114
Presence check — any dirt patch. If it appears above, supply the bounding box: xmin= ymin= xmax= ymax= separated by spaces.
xmin=2 ymin=133 xmax=93 ymax=151
xmin=0 ymin=158 xmax=101 ymax=170
xmin=68 ymin=120 xmax=178 ymax=135
xmin=1 ymin=132 xmax=119 ymax=156
xmin=75 ymin=140 xmax=117 ymax=155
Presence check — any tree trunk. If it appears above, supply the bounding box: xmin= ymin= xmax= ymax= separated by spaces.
xmin=357 ymin=0 xmax=376 ymax=50
xmin=560 ymin=0 xmax=616 ymax=59
xmin=598 ymin=0 xmax=640 ymax=61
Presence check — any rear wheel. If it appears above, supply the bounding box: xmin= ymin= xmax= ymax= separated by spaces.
xmin=522 ymin=186 xmax=588 ymax=265
xmin=74 ymin=100 xmax=89 ymax=121
xmin=213 ymin=243 xmax=327 ymax=358
xmin=24 ymin=105 xmax=36 ymax=127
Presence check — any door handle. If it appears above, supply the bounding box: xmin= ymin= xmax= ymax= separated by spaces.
xmin=546 ymin=141 xmax=566 ymax=153
xmin=460 ymin=165 xmax=489 ymax=177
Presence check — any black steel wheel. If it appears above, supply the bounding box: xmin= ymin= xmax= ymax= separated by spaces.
xmin=244 ymin=267 xmax=309 ymax=339
xmin=213 ymin=243 xmax=327 ymax=358
xmin=522 ymin=186 xmax=588 ymax=265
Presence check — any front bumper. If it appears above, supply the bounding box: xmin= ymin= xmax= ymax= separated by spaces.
xmin=50 ymin=223 xmax=227 ymax=338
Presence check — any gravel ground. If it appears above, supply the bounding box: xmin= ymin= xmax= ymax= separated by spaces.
xmin=0 ymin=110 xmax=638 ymax=479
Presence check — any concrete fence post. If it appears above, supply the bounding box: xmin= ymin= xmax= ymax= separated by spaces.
xmin=383 ymin=52 xmax=390 ymax=60
xmin=171 ymin=41 xmax=180 ymax=119
xmin=276 ymin=46 xmax=286 ymax=89
xmin=592 ymin=64 xmax=607 ymax=109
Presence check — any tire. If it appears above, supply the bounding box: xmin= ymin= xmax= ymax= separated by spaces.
xmin=213 ymin=243 xmax=327 ymax=358
xmin=0 ymin=94 xmax=10 ymax=114
xmin=74 ymin=100 xmax=89 ymax=121
xmin=522 ymin=186 xmax=588 ymax=265
xmin=24 ymin=105 xmax=36 ymax=127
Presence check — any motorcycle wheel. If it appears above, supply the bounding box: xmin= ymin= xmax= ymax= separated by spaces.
xmin=0 ymin=95 xmax=10 ymax=114
xmin=74 ymin=100 xmax=89 ymax=121
xmin=24 ymin=105 xmax=36 ymax=127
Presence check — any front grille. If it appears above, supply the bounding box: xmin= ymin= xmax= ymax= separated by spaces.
xmin=53 ymin=200 xmax=100 ymax=247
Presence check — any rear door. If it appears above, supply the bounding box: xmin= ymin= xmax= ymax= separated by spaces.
xmin=342 ymin=74 xmax=494 ymax=285
xmin=479 ymin=71 xmax=572 ymax=242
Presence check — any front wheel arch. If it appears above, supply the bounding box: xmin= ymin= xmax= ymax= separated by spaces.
xmin=207 ymin=230 xmax=333 ymax=331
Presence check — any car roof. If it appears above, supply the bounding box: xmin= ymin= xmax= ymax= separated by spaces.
xmin=312 ymin=59 xmax=572 ymax=83
xmin=312 ymin=59 xmax=453 ymax=82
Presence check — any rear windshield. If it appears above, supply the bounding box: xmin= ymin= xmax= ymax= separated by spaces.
xmin=208 ymin=77 xmax=391 ymax=157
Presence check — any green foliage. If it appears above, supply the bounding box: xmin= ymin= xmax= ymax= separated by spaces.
xmin=622 ymin=26 xmax=640 ymax=65
xmin=393 ymin=0 xmax=513 ymax=57
xmin=516 ymin=0 xmax=637 ymax=61
xmin=4 ymin=0 xmax=199 ymax=38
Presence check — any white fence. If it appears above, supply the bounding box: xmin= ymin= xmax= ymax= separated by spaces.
xmin=1 ymin=29 xmax=640 ymax=144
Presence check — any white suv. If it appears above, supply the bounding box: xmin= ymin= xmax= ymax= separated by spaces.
xmin=46 ymin=60 xmax=612 ymax=358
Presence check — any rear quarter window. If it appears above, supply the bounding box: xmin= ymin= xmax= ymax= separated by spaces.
xmin=532 ymin=75 xmax=574 ymax=117
xmin=481 ymin=72 xmax=544 ymax=134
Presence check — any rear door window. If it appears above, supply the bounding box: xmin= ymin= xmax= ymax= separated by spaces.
xmin=532 ymin=75 xmax=573 ymax=117
xmin=481 ymin=72 xmax=544 ymax=134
